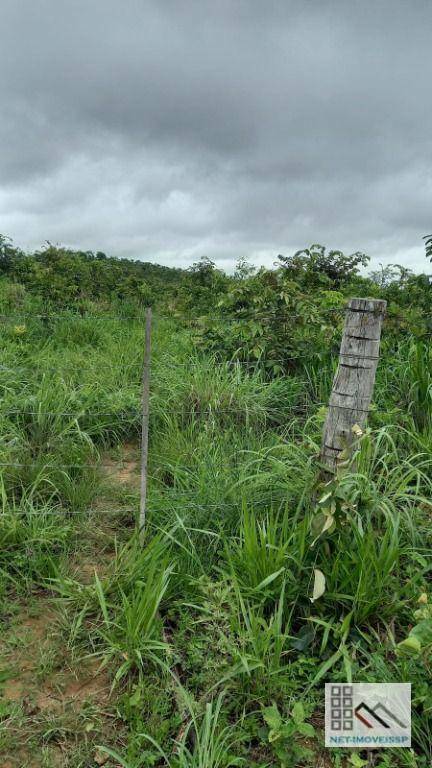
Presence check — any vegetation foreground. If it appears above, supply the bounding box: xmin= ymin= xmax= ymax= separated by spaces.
xmin=0 ymin=239 xmax=431 ymax=767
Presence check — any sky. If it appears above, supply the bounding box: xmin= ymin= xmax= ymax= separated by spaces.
xmin=1 ymin=0 xmax=431 ymax=273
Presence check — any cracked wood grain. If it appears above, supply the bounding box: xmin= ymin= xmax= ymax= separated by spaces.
xmin=320 ymin=297 xmax=386 ymax=474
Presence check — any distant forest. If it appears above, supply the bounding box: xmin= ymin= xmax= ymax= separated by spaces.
xmin=0 ymin=235 xmax=430 ymax=332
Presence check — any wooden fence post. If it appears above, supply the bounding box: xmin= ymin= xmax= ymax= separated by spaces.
xmin=320 ymin=297 xmax=387 ymax=475
xmin=139 ymin=307 xmax=152 ymax=542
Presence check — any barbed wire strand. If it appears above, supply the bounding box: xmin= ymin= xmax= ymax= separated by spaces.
xmin=0 ymin=400 xmax=379 ymax=418
xmin=0 ymin=404 xmax=318 ymax=417
xmin=0 ymin=461 xmax=137 ymax=472
xmin=0 ymin=350 xmax=386 ymax=374
xmin=1 ymin=496 xmax=293 ymax=516
xmin=1 ymin=306 xmax=421 ymax=325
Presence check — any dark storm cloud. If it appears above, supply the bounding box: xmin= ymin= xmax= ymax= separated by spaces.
xmin=1 ymin=0 xmax=431 ymax=270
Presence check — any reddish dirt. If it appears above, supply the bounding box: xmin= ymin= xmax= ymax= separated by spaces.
xmin=101 ymin=444 xmax=140 ymax=485
xmin=35 ymin=659 xmax=111 ymax=713
xmin=1 ymin=605 xmax=110 ymax=713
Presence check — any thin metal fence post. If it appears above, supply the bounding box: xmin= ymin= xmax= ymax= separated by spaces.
xmin=139 ymin=307 xmax=152 ymax=542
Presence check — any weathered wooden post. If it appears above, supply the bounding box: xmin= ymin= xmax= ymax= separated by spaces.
xmin=139 ymin=307 xmax=152 ymax=542
xmin=320 ymin=298 xmax=386 ymax=474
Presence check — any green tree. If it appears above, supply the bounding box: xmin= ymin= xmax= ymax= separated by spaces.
xmin=277 ymin=243 xmax=369 ymax=288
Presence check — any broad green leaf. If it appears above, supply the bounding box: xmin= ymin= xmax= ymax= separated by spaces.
xmin=290 ymin=625 xmax=314 ymax=651
xmin=410 ymin=619 xmax=432 ymax=646
xmin=263 ymin=703 xmax=282 ymax=732
xmin=297 ymin=722 xmax=315 ymax=737
xmin=414 ymin=606 xmax=432 ymax=621
xmin=268 ymin=729 xmax=281 ymax=743
xmin=397 ymin=636 xmax=422 ymax=656
xmin=128 ymin=686 xmax=141 ymax=707
xmin=310 ymin=513 xmax=335 ymax=547
xmin=291 ymin=702 xmax=305 ymax=724
xmin=311 ymin=512 xmax=326 ymax=538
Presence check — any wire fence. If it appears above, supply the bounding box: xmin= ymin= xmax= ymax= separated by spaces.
xmin=0 ymin=460 xmax=137 ymax=473
xmin=0 ymin=309 xmax=347 ymax=321
xmin=0 ymin=313 xmax=145 ymax=323
xmin=0 ymin=302 xmax=420 ymax=521
xmin=0 ymin=307 xmax=429 ymax=325
xmin=0 ymin=403 xmax=320 ymax=418
xmin=4 ymin=493 xmax=289 ymax=523
xmin=0 ymin=350 xmax=386 ymax=374
xmin=0 ymin=400 xmax=377 ymax=422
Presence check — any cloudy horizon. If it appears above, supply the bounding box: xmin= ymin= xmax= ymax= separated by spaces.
xmin=1 ymin=1 xmax=431 ymax=273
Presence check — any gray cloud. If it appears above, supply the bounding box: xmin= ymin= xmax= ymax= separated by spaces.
xmin=0 ymin=0 xmax=431 ymax=272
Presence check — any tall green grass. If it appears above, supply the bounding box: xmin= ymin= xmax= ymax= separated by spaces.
xmin=1 ymin=308 xmax=432 ymax=765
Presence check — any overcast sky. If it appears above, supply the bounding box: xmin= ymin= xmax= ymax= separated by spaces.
xmin=1 ymin=1 xmax=431 ymax=273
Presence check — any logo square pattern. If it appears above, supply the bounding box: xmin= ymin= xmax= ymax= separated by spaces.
xmin=330 ymin=685 xmax=353 ymax=731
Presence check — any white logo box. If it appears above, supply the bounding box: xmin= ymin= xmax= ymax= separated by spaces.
xmin=325 ymin=683 xmax=411 ymax=748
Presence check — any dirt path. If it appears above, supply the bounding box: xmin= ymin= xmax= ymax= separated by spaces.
xmin=0 ymin=447 xmax=141 ymax=766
